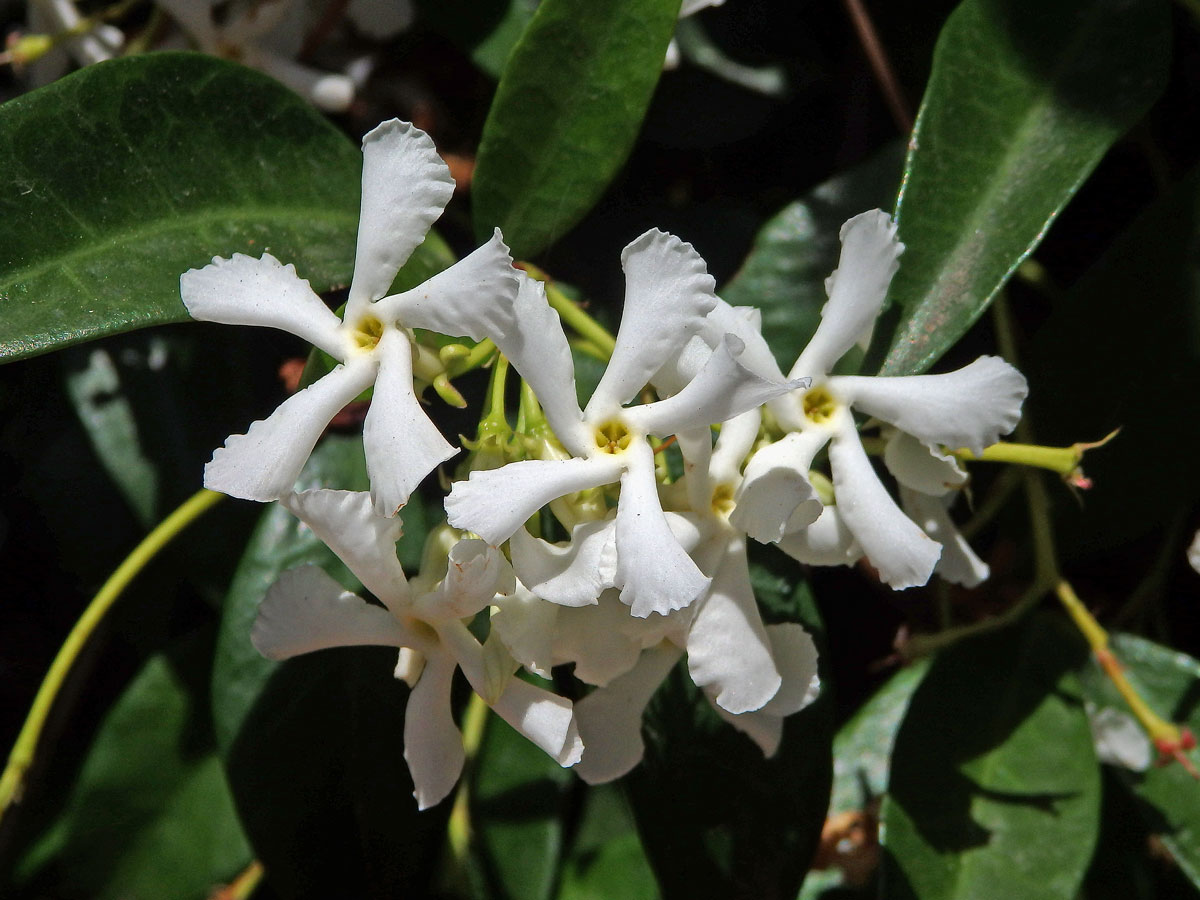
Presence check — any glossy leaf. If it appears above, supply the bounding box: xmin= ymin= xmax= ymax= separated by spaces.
xmin=1078 ymin=632 xmax=1200 ymax=889
xmin=558 ymin=785 xmax=657 ymax=900
xmin=209 ymin=435 xmax=443 ymax=897
xmin=1027 ymin=164 xmax=1200 ymax=552
xmin=878 ymin=0 xmax=1171 ymax=376
xmin=624 ymin=555 xmax=833 ymax=899
xmin=721 ymin=141 xmax=904 ymax=374
xmin=881 ymin=614 xmax=1100 ymax=900
xmin=472 ymin=0 xmax=681 ymax=259
xmin=15 ymin=642 xmax=251 ymax=900
xmin=0 ymin=53 xmax=360 ymax=363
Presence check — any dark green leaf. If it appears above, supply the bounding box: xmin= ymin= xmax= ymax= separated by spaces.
xmin=878 ymin=0 xmax=1171 ymax=376
xmin=210 ymin=435 xmax=444 ymax=897
xmin=1077 ymin=633 xmax=1200 ymax=889
xmin=472 ymin=0 xmax=681 ymax=259
xmin=0 ymin=53 xmax=360 ymax=363
xmin=721 ymin=142 xmax=904 ymax=373
xmin=1027 ymin=165 xmax=1200 ymax=553
xmin=625 ymin=560 xmax=833 ymax=900
xmin=15 ymin=639 xmax=251 ymax=900
xmin=881 ymin=613 xmax=1100 ymax=900
xmin=558 ymin=785 xmax=658 ymax=900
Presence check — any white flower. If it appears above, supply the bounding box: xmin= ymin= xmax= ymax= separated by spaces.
xmin=446 ymin=236 xmax=803 ymax=617
xmin=181 ymin=119 xmax=520 ymax=516
xmin=24 ymin=0 xmax=123 ymax=87
xmin=749 ymin=210 xmax=1027 ymax=589
xmin=250 ymin=489 xmax=582 ymax=810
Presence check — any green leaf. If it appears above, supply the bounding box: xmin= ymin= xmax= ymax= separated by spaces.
xmin=1027 ymin=165 xmax=1200 ymax=553
xmin=880 ymin=613 xmax=1100 ymax=900
xmin=1077 ymin=633 xmax=1200 ymax=890
xmin=721 ymin=141 xmax=904 ymax=373
xmin=209 ymin=435 xmax=444 ymax=896
xmin=878 ymin=0 xmax=1171 ymax=376
xmin=472 ymin=0 xmax=681 ymax=259
xmin=558 ymin=785 xmax=657 ymax=900
xmin=15 ymin=639 xmax=251 ymax=900
xmin=624 ymin=557 xmax=833 ymax=899
xmin=0 ymin=53 xmax=361 ymax=364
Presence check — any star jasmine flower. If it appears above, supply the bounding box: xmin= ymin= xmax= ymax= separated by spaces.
xmin=250 ymin=489 xmax=582 ymax=810
xmin=746 ymin=210 xmax=1027 ymax=589
xmin=181 ymin=119 xmax=520 ymax=516
xmin=447 ymin=239 xmax=804 ymax=617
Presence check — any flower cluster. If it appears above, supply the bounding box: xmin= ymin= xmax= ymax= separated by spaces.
xmin=182 ymin=118 xmax=1028 ymax=808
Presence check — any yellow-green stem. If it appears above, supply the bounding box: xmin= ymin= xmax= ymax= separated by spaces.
xmin=0 ymin=488 xmax=224 ymax=818
xmin=446 ymin=694 xmax=490 ymax=868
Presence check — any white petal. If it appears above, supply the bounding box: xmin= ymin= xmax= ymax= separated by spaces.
xmin=714 ymin=704 xmax=784 ymax=757
xmin=776 ymin=505 xmax=861 ymax=568
xmin=1087 ymin=704 xmax=1151 ymax=772
xmin=788 ymin=210 xmax=902 ymax=380
xmin=573 ymin=644 xmax=683 ymax=784
xmin=709 ymin=409 xmax=763 ymax=485
xmin=731 ymin=430 xmax=826 ymax=544
xmin=489 ymin=583 xmax=558 ymax=678
xmin=759 ymin=624 xmax=820 ymax=716
xmin=698 ymin=299 xmax=785 ymax=382
xmin=491 ymin=677 xmax=584 ymax=767
xmin=205 ymin=358 xmax=377 ymax=502
xmin=883 ymin=430 xmax=967 ymax=495
xmin=280 ymin=489 xmax=410 ymax=610
xmin=417 ymin=540 xmax=512 ymax=621
xmin=180 ymin=253 xmax=344 ymax=358
xmin=253 ymin=50 xmax=355 ymax=113
xmin=345 ymin=120 xmax=454 ymax=314
xmin=828 ymin=420 xmax=940 ymax=589
xmin=510 ymin=519 xmax=617 ymax=607
xmin=686 ymin=536 xmax=780 ymax=714
xmin=585 ymin=230 xmax=717 ymax=416
xmin=628 ymin=335 xmax=805 ymax=437
xmin=403 ymin=652 xmax=465 ymax=809
xmin=614 ymin=442 xmax=711 ymax=618
xmin=900 ymin=488 xmax=989 ymax=588
xmin=553 ymin=595 xmax=647 ymax=686
xmin=251 ymin=566 xmax=411 ymax=660
xmin=831 ymin=356 xmax=1027 ymax=456
xmin=488 ymin=275 xmax=589 ymax=456
xmin=445 ymin=456 xmax=622 ymax=545
xmin=363 ymin=328 xmax=456 ymax=516
xmin=380 ymin=230 xmax=520 ymax=340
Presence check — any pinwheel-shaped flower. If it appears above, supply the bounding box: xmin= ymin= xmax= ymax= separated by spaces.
xmin=736 ymin=210 xmax=1027 ymax=589
xmin=251 ymin=490 xmax=582 ymax=810
xmin=446 ymin=235 xmax=803 ymax=617
xmin=182 ymin=119 xmax=520 ymax=517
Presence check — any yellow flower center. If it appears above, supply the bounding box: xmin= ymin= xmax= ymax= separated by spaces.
xmin=711 ymin=483 xmax=736 ymax=518
xmin=350 ymin=315 xmax=385 ymax=352
xmin=592 ymin=420 xmax=634 ymax=454
xmin=801 ymin=385 xmax=838 ymax=425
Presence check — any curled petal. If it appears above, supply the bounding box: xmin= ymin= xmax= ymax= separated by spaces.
xmin=831 ymin=356 xmax=1027 ymax=456
xmin=380 ymin=231 xmax=520 ymax=341
xmin=347 ymin=119 xmax=455 ymax=314
xmin=180 ymin=253 xmax=343 ymax=358
xmin=776 ymin=505 xmax=861 ymax=568
xmin=364 ymin=329 xmax=456 ymax=517
xmin=510 ymin=518 xmax=617 ymax=607
xmin=574 ymin=643 xmax=683 ymax=784
xmin=614 ymin=442 xmax=711 ymax=618
xmin=883 ymin=430 xmax=967 ymax=495
xmin=403 ymin=653 xmax=464 ymax=810
xmin=553 ymin=594 xmax=648 ymax=687
xmin=788 ymin=210 xmax=902 ymax=380
xmin=759 ymin=624 xmax=820 ymax=716
xmin=205 ymin=358 xmax=376 ymax=502
xmin=828 ymin=419 xmax=940 ymax=589
xmin=446 ymin=456 xmax=622 ymax=545
xmin=731 ymin=430 xmax=826 ymax=544
xmin=490 ymin=583 xmax=558 ymax=678
xmin=280 ymin=490 xmax=410 ymax=610
xmin=627 ymin=335 xmax=805 ymax=437
xmin=714 ymin=704 xmax=784 ymax=757
xmin=585 ymin=230 xmax=717 ymax=416
xmin=686 ymin=536 xmax=780 ymax=714
xmin=418 ymin=540 xmax=513 ymax=621
xmin=251 ymin=566 xmax=412 ymax=660
xmin=488 ymin=276 xmax=589 ymax=456
xmin=900 ymin=488 xmax=989 ymax=588
xmin=699 ymin=300 xmax=786 ymax=383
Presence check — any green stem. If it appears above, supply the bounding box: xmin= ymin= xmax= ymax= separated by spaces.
xmin=0 ymin=488 xmax=224 ymax=819
xmin=521 ymin=263 xmax=616 ymax=359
